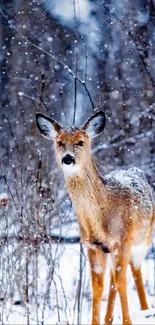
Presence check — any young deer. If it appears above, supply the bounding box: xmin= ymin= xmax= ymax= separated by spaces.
xmin=36 ymin=111 xmax=154 ymax=325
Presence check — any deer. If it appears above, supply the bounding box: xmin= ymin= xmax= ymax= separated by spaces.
xmin=36 ymin=110 xmax=155 ymax=325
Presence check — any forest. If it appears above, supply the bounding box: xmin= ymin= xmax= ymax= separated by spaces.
xmin=0 ymin=0 xmax=155 ymax=324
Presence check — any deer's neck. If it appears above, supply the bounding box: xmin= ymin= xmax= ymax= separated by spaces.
xmin=65 ymin=159 xmax=108 ymax=242
xmin=66 ymin=158 xmax=107 ymax=203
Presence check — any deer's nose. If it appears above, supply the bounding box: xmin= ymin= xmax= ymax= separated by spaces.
xmin=62 ymin=154 xmax=75 ymax=165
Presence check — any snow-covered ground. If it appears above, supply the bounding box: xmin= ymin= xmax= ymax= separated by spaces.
xmin=1 ymin=241 xmax=155 ymax=325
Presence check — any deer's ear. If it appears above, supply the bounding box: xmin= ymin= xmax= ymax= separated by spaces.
xmin=36 ymin=113 xmax=62 ymax=139
xmin=83 ymin=111 xmax=106 ymax=138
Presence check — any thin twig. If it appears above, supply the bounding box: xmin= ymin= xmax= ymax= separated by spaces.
xmin=2 ymin=174 xmax=20 ymax=217
xmin=77 ymin=242 xmax=83 ymax=325
xmin=39 ymin=73 xmax=50 ymax=113
xmin=92 ymin=130 xmax=153 ymax=154
xmin=18 ymin=91 xmax=46 ymax=104
xmin=53 ymin=278 xmax=60 ymax=323
xmin=128 ymin=31 xmax=155 ymax=88
xmin=111 ymin=12 xmax=155 ymax=89
xmin=73 ymin=0 xmax=79 ymax=125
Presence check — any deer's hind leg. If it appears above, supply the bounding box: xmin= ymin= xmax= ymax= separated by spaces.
xmin=130 ymin=261 xmax=148 ymax=310
xmin=88 ymin=248 xmax=107 ymax=325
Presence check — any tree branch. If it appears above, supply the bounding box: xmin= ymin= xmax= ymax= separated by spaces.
xmin=0 ymin=234 xmax=80 ymax=246
xmin=0 ymin=8 xmax=95 ymax=111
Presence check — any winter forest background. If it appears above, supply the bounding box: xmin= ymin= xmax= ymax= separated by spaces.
xmin=0 ymin=0 xmax=155 ymax=324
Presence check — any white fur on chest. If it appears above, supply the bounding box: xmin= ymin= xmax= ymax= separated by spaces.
xmin=63 ymin=164 xmax=81 ymax=176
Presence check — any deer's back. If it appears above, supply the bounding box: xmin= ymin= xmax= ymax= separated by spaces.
xmin=102 ymin=167 xmax=154 ymax=244
xmin=103 ymin=167 xmax=153 ymax=213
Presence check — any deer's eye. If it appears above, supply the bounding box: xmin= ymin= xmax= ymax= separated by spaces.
xmin=57 ymin=141 xmax=63 ymax=147
xmin=77 ymin=140 xmax=84 ymax=146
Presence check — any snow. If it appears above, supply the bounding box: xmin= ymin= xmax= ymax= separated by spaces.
xmin=1 ymin=242 xmax=155 ymax=324
xmin=0 ymin=192 xmax=8 ymax=201
xmin=116 ymin=265 xmax=121 ymax=272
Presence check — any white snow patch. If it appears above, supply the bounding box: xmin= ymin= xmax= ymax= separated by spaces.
xmin=116 ymin=265 xmax=121 ymax=272
xmin=18 ymin=91 xmax=23 ymax=96
xmin=56 ymin=321 xmax=69 ymax=325
xmin=132 ymin=308 xmax=155 ymax=324
xmin=0 ymin=192 xmax=8 ymax=200
xmin=143 ymin=219 xmax=151 ymax=227
xmin=111 ymin=90 xmax=120 ymax=99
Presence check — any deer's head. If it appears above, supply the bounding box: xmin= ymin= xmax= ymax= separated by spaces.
xmin=36 ymin=111 xmax=106 ymax=176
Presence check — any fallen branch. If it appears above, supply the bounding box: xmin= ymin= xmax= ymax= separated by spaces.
xmin=0 ymin=234 xmax=80 ymax=246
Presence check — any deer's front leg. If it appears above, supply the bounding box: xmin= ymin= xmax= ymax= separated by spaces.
xmin=88 ymin=248 xmax=107 ymax=325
